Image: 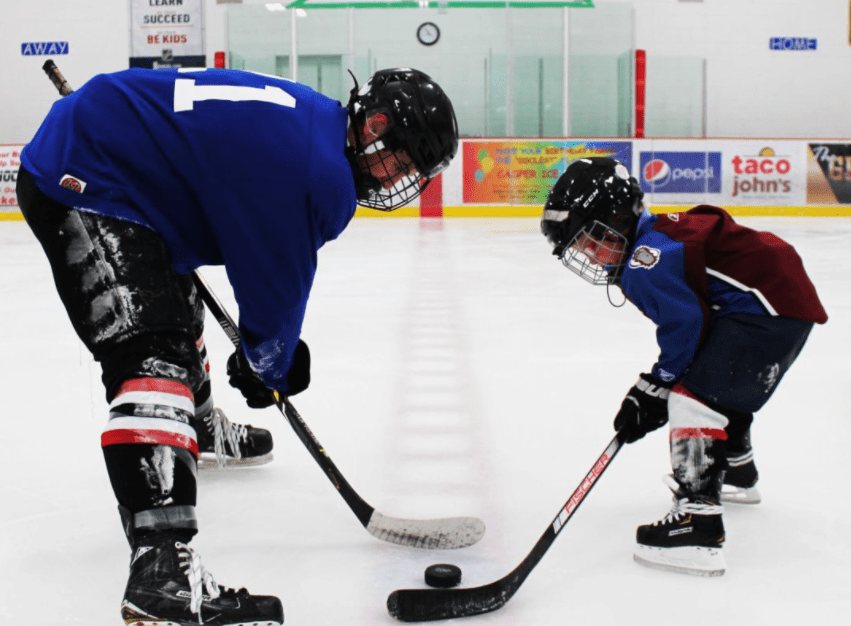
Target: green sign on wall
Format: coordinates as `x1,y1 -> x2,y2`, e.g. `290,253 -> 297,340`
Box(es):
286,1 -> 594,9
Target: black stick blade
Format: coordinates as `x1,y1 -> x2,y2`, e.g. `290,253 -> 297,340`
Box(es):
387,582 -> 513,622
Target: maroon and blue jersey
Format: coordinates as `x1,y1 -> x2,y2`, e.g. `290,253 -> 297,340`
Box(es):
621,206 -> 827,382
21,68 -> 357,391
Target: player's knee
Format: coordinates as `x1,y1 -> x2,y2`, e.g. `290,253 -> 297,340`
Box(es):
668,383 -> 730,435
100,333 -> 204,403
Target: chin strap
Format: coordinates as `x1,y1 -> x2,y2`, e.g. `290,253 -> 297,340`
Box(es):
606,281 -> 627,308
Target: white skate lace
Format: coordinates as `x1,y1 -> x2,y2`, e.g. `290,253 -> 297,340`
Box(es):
176,542 -> 220,624
207,408 -> 246,467
653,497 -> 724,526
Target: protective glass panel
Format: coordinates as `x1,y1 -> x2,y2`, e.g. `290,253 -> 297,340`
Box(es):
644,56 -> 705,138
225,4 -> 649,140
568,3 -> 633,137
227,5 -> 291,75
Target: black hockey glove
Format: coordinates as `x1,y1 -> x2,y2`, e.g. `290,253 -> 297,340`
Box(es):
227,348 -> 275,409
284,339 -> 311,397
226,340 -> 311,408
613,373 -> 673,444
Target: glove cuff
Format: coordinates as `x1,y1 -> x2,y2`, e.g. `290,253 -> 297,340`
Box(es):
635,373 -> 672,400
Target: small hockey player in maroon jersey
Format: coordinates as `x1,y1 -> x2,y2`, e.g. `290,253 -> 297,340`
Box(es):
541,157 -> 827,576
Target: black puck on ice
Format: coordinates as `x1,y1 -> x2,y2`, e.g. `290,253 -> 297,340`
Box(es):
424,563 -> 462,588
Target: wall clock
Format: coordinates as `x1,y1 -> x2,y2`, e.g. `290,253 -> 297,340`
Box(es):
417,22 -> 440,46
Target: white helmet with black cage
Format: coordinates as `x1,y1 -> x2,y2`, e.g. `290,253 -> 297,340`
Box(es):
541,157 -> 644,285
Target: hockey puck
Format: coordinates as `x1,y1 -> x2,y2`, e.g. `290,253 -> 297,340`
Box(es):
424,563 -> 462,588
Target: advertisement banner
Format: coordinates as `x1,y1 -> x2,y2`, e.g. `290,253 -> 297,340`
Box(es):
463,140 -> 632,205
807,143 -> 851,204
633,140 -> 808,208
129,0 -> 205,68
723,142 -> 802,205
0,145 -> 23,212
638,151 -> 722,194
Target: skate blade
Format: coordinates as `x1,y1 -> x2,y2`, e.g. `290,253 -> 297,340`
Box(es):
198,452 -> 274,469
634,544 -> 726,577
721,484 -> 761,505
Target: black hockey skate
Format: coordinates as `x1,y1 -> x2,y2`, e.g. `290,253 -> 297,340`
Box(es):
121,535 -> 283,625
197,408 -> 273,468
721,451 -> 761,505
634,477 -> 726,577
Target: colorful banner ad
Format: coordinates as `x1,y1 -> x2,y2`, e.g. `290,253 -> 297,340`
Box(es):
807,143 -> 851,204
0,145 -> 23,211
129,0 -> 205,69
463,140 -> 632,205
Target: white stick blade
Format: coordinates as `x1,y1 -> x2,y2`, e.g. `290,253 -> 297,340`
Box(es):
367,512 -> 485,549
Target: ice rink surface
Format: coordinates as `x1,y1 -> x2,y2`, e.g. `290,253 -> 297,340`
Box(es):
1,215 -> 849,625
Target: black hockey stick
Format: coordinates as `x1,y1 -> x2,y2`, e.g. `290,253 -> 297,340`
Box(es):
42,59 -> 74,97
190,271 -> 485,549
387,431 -> 626,621
41,59 -> 485,550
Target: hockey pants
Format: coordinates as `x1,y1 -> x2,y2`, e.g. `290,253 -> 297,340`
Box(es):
670,313 -> 814,497
18,166 -> 209,544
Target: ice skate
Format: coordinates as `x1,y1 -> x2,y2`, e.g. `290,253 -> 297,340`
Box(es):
634,477 -> 726,577
197,408 -> 273,468
121,535 -> 283,625
721,451 -> 761,505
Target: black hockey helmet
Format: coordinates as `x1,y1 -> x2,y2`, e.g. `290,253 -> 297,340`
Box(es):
346,68 -> 459,210
541,157 -> 644,284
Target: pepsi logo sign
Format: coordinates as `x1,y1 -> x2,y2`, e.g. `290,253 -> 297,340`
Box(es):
638,152 -> 722,194
643,159 -> 671,185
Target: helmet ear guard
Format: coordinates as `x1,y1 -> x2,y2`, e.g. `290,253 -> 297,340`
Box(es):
346,68 -> 459,211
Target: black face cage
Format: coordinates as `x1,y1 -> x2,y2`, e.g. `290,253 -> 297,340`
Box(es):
560,220 -> 631,285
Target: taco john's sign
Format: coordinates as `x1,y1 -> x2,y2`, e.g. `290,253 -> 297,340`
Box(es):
730,147 -> 794,200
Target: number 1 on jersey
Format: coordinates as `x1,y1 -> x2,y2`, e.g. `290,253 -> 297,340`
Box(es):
174,79 -> 296,112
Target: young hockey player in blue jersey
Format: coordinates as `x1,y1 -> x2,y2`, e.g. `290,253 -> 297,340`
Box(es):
540,157 -> 826,577
17,66 -> 458,624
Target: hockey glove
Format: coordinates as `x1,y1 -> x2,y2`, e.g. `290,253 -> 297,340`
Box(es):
613,373 -> 673,444
226,340 -> 311,408
227,348 -> 275,408
285,339 -> 311,397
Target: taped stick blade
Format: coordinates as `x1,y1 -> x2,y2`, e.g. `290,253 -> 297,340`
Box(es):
387,583 -> 511,622
367,512 -> 485,549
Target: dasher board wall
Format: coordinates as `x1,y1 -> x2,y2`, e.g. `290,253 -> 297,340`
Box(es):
4,0 -> 851,144
4,138 -> 851,220
436,138 -> 851,218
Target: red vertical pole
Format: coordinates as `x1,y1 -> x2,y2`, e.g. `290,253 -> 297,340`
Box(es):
214,51 -> 226,68
419,173 -> 443,218
635,49 -> 646,138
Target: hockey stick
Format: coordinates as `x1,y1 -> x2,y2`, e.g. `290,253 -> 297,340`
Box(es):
191,272 -> 486,549
42,59 -> 74,96
387,431 -> 626,621
41,59 -> 485,550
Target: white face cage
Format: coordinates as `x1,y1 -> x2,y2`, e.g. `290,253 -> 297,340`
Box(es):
560,220 -> 630,285
356,142 -> 426,211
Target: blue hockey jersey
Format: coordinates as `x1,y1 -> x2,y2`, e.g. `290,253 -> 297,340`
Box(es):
21,68 -> 358,391
620,206 -> 827,383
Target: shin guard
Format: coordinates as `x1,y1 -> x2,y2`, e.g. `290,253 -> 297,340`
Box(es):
668,384 -> 729,499
102,377 -> 199,542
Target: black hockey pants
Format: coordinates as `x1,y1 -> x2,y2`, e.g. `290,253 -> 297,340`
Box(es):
17,166 -> 206,542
